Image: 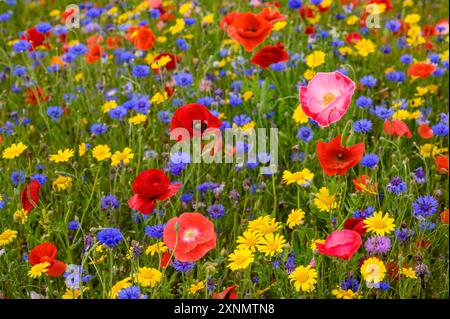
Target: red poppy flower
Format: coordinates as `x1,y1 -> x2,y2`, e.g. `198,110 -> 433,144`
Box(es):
220,11 -> 238,30
151,53 -> 180,73
213,285 -> 239,299
225,12 -> 273,52
250,43 -> 288,69
345,32 -> 362,45
170,103 -> 221,142
440,209 -> 449,224
299,6 -> 315,19
85,44 -> 103,64
128,169 -> 180,214
163,212 -> 216,262
435,155 -> 449,174
106,36 -> 122,49
304,25 -> 316,35
407,62 -> 437,78
352,174 -> 377,193
21,180 -> 41,213
257,7 -> 287,24
20,27 -> 50,51
126,25 -> 156,51
368,0 -> 392,12
344,218 -> 366,235
316,230 -> 362,260
29,243 -> 66,277
423,25 -> 438,37
418,123 -> 433,139
316,135 -> 365,176
383,119 -> 412,138
160,251 -> 173,268
25,86 -> 49,105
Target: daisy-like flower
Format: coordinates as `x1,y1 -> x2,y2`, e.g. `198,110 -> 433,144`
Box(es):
145,242 -> 167,256
92,145 -> 111,161
78,143 -> 88,156
286,209 -> 306,229
331,288 -> 360,299
0,229 -> 18,246
49,148 -> 75,163
102,100 -> 118,113
363,211 -> 395,236
52,176 -> 73,191
354,39 -> 376,57
111,147 -> 134,167
236,230 -> 263,252
227,248 -> 254,271
135,267 -> 162,288
314,187 -> 338,212
13,208 -> 28,224
282,169 -> 314,186
399,267 -> 417,279
292,105 -> 309,124
2,142 -> 27,159
305,50 -> 326,68
189,281 -> 205,295
28,262 -> 50,279
247,216 -> 281,235
109,277 -> 132,299
289,265 -> 318,292
257,233 -> 286,257
360,257 -> 386,284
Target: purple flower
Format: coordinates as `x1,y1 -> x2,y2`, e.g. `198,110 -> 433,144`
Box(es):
386,177 -> 407,195
364,236 -> 391,255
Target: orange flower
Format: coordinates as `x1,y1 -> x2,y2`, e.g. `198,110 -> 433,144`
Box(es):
440,209 -> 449,224
126,26 -> 156,51
407,62 -> 437,78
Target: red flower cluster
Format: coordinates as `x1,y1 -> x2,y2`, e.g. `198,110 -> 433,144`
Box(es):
316,230 -> 362,260
250,43 -> 289,69
29,243 -> 66,277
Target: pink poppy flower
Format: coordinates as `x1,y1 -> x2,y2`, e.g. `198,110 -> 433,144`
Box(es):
299,71 -> 355,127
316,229 -> 362,260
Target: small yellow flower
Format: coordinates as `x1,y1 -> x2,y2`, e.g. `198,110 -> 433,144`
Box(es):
304,69 -> 315,80
169,19 -> 185,35
0,229 -> 18,246
128,114 -> 147,125
346,15 -> 359,25
79,143 -> 87,156
305,51 -> 326,68
314,187 -> 338,213
354,39 -> 376,57
227,248 -> 254,271
404,14 -> 421,25
50,148 -> 75,163
257,233 -> 286,257
28,262 -> 50,279
13,209 -> 28,224
293,105 -> 309,124
282,169 -> 314,186
110,277 -> 132,299
52,176 -> 73,191
273,21 -> 287,31
289,265 -> 317,292
286,209 -> 306,229
400,267 -> 417,279
364,211 -> 395,236
236,230 -> 263,253
189,281 -> 205,295
201,14 -> 214,25
247,216 -> 281,235
332,288 -> 360,299
135,267 -> 162,288
145,242 -> 167,256
102,100 -> 118,113
62,287 -> 89,299
2,142 -> 27,159
150,92 -> 168,105
92,145 -> 111,161
242,91 -> 253,102
111,147 -> 134,167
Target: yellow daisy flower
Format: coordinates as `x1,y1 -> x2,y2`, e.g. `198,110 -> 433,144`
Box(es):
0,229 -> 18,246
135,267 -> 162,288
92,145 -> 111,161
50,148 -> 75,163
257,233 -> 286,257
289,265 -> 317,292
227,248 -> 254,271
363,211 -> 395,236
286,209 -> 306,229
361,257 -> 386,284
2,142 -> 27,159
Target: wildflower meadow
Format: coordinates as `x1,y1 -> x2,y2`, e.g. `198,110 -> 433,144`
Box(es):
0,0 -> 449,302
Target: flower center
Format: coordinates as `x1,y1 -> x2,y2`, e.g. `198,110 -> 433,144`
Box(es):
183,228 -> 198,242
336,152 -> 344,160
373,220 -> 386,229
296,271 -> 309,283
323,92 -> 336,105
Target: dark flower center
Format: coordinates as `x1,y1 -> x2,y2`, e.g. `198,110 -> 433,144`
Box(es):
336,152 -> 344,160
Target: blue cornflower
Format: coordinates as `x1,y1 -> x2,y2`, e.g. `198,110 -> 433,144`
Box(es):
176,38 -> 190,51
354,119 -> 372,133
371,105 -> 394,120
132,65 -> 150,77
394,227 -> 414,243
207,204 -> 225,219
100,194 -> 120,210
360,75 -> 377,87
68,220 -> 80,231
145,223 -> 166,239
270,62 -> 286,71
285,251 -> 296,274
229,94 -> 243,107
288,0 -> 302,9
149,9 -> 161,19
12,65 -> 27,77
385,19 -> 401,32
340,277 -> 360,292
35,22 -> 52,34
297,126 -> 314,142
30,174 -> 47,186
68,44 -> 88,57
233,114 -> 251,126
412,166 -> 426,184
290,152 -> 305,162
419,221 -> 436,231
180,193 -> 194,203
353,206 -> 374,219
90,123 -> 108,135
109,106 -> 127,120
174,72 -> 193,86
386,70 -> 406,82
432,67 -> 445,77
360,154 -> 379,168
172,260 -> 195,272
157,110 -> 172,124
118,286 -> 146,299
97,228 -> 123,247
356,96 -> 372,109
46,106 -> 63,121
431,122 -> 449,136
10,170 -> 26,186
413,195 -> 438,218
13,40 -> 31,52
386,176 -> 407,195
399,54 -> 413,64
